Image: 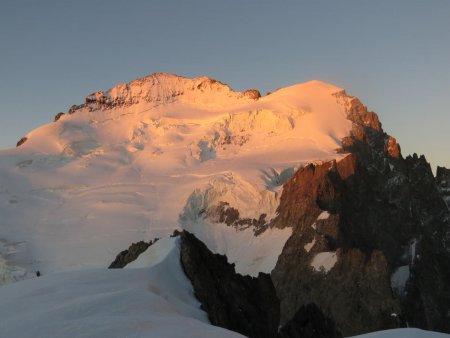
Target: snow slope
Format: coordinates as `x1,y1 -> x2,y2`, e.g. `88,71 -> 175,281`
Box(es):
0,237 -> 243,338
0,73 -> 352,280
351,328 -> 450,338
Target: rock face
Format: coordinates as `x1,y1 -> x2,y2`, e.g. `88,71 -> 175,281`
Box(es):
108,239 -> 158,268
179,230 -> 279,338
242,89 -> 261,100
271,157 -> 401,335
16,137 -> 28,147
436,166 -> 450,207
207,201 -> 268,233
279,303 -> 342,338
53,112 -> 65,122
179,230 -> 342,338
271,95 -> 450,336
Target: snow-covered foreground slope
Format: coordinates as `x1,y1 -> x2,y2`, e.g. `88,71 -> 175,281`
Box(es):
0,73 -> 352,280
0,238 -> 448,338
0,237 -> 243,338
351,328 -> 450,338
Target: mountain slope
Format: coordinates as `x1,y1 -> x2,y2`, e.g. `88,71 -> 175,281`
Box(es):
1,73 -> 449,337
0,73 -> 351,280
0,236 -> 244,338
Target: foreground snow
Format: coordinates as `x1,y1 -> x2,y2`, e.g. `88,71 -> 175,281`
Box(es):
0,237 -> 243,338
0,74 -> 352,280
351,328 -> 450,338
0,238 -> 448,338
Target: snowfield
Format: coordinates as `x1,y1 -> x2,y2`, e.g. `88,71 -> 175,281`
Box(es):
351,329 -> 450,338
0,237 -> 243,338
0,73 -> 352,280
310,251 -> 338,273
0,241 -> 447,337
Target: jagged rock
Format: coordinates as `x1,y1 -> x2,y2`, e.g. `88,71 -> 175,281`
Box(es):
436,166 -> 450,207
16,137 -> 28,147
436,166 -> 450,182
345,97 -> 382,131
54,112 -> 65,122
68,104 -> 85,114
385,136 -> 401,158
179,230 -> 279,338
196,77 -> 226,90
242,89 -> 261,100
108,238 -> 158,268
208,201 -> 268,233
86,91 -> 108,104
170,229 -> 182,237
271,95 -> 450,335
271,158 -> 400,335
220,135 -> 250,147
66,73 -> 252,116
279,303 -> 342,338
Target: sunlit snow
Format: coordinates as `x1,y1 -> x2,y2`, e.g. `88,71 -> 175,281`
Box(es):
0,73 -> 352,280
317,210 -> 330,220
0,237 -> 243,338
311,251 -> 338,273
304,237 -> 316,253
350,328 -> 450,338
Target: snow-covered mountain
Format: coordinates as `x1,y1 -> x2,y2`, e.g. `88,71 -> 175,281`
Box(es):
0,73 -> 351,279
1,73 -> 449,338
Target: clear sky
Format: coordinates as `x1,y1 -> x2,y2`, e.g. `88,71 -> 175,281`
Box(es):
1,0 -> 449,170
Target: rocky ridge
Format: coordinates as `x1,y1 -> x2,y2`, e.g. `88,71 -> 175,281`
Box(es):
179,230 -> 341,338
179,230 -> 280,338
68,73 -> 260,115
436,166 -> 450,208
108,238 -> 159,269
271,94 -> 450,335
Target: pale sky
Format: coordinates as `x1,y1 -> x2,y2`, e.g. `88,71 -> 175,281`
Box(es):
1,0 -> 449,170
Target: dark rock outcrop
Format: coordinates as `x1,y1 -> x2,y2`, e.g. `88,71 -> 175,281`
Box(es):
207,201 -> 268,233
271,95 -> 450,335
279,303 -> 342,338
436,166 -> 450,207
54,112 -> 65,122
108,238 -> 158,268
179,230 -> 279,338
16,137 -> 28,147
242,89 -> 261,100
68,104 -> 85,114
271,157 -> 401,335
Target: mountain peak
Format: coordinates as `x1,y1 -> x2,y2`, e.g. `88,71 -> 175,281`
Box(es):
70,72 -> 258,115
130,72 -> 231,92
66,74 -> 345,118
267,79 -> 343,98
